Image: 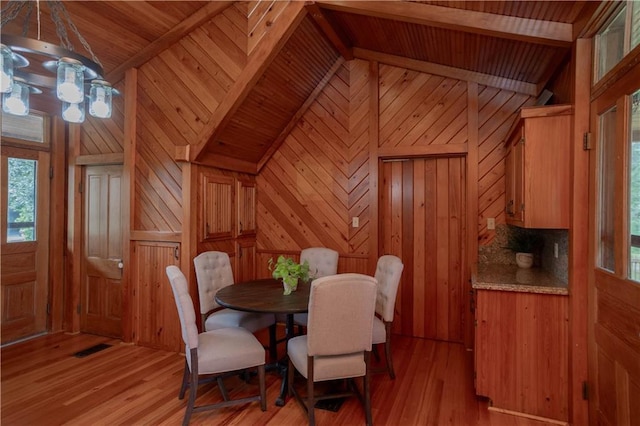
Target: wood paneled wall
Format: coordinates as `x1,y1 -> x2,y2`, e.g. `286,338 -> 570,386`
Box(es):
257,61 -> 533,262
80,82 -> 126,156
134,5 -> 246,234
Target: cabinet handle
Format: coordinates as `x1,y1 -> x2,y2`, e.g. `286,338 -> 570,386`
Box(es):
174,246 -> 179,260
239,221 -> 243,234
506,200 -> 514,216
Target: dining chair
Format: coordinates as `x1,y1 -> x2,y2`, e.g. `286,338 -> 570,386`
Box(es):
194,251 -> 278,359
287,273 -> 377,426
372,255 -> 404,379
292,247 -> 339,329
165,266 -> 267,426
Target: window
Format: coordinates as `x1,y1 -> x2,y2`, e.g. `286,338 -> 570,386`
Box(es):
1,112 -> 45,143
629,89 -> 640,281
7,157 -> 37,242
598,107 -> 617,272
595,2 -> 640,83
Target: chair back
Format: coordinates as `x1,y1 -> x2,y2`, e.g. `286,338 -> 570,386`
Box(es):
374,255 -> 404,322
306,273 -> 377,357
166,266 -> 199,350
300,247 -> 339,279
193,251 -> 234,313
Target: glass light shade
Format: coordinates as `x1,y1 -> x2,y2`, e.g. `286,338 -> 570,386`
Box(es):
62,100 -> 85,123
89,80 -> 112,118
2,79 -> 29,116
1,44 -> 13,93
56,58 -> 85,103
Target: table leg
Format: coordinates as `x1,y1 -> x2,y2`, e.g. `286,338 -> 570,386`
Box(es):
275,313 -> 295,406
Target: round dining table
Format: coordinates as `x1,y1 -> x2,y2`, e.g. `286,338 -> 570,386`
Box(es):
215,277 -> 310,406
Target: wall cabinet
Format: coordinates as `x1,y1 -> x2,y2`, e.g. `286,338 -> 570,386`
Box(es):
475,289 -> 569,422
504,105 -> 571,229
201,173 -> 235,240
237,179 -> 256,236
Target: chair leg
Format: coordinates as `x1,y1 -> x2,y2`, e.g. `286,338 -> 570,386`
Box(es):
287,357 -> 295,398
269,324 -> 278,361
307,356 -> 315,426
179,359 -> 189,399
216,377 -> 229,401
183,350 -> 199,426
258,364 -> 267,411
384,323 -> 395,379
364,351 -> 373,426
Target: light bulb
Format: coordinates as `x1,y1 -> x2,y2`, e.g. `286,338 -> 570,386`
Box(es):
2,79 -> 29,116
62,101 -> 85,123
1,44 -> 14,93
89,81 -> 112,118
56,58 -> 84,103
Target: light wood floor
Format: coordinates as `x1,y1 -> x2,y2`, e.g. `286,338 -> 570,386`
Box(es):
1,332 -> 555,425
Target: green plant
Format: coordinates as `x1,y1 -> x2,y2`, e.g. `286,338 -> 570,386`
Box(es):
505,229 -> 544,253
268,256 -> 310,295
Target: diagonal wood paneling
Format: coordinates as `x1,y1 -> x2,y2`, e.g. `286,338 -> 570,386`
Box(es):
378,65 -> 468,148
134,5 -> 247,232
477,85 -> 534,245
257,60 -> 370,256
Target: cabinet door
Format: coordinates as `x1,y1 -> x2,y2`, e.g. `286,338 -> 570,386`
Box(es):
237,179 -> 256,236
202,174 -> 234,240
505,129 -> 524,226
236,239 -> 256,282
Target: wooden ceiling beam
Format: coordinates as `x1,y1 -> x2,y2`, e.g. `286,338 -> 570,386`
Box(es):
306,3 -> 353,60
257,56 -> 345,172
354,48 -> 538,96
317,1 -> 573,47
190,2 -> 308,163
106,2 -> 233,84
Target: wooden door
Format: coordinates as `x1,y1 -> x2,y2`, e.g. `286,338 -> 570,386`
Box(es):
202,173 -> 234,240
0,146 -> 50,344
380,156 -> 466,342
237,178 -> 256,237
588,67 -> 640,425
81,165 -> 123,338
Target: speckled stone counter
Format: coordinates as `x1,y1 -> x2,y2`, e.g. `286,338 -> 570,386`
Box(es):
472,263 -> 568,295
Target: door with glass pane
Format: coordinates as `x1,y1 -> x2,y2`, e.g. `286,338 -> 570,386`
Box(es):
589,78 -> 640,425
0,146 -> 50,344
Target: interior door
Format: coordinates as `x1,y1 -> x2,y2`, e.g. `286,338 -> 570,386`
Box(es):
0,146 -> 50,344
81,165 -> 123,337
380,156 -> 466,342
588,70 -> 640,424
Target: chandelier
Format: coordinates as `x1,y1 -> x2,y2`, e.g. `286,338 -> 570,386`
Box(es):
0,0 -> 117,123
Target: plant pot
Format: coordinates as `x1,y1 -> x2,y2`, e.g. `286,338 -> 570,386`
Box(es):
282,278 -> 299,295
515,252 -> 534,269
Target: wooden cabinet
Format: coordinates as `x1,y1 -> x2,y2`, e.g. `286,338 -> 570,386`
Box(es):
475,289 -> 569,422
504,105 -> 571,229
237,178 -> 256,236
202,173 -> 235,240
236,239 -> 256,282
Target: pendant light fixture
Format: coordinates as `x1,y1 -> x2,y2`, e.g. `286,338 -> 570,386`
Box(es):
0,1 -> 118,122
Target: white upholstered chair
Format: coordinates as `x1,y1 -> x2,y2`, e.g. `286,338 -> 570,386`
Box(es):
287,273 -> 377,426
372,255 -> 404,379
193,251 -> 278,359
292,247 -> 339,328
165,266 -> 266,426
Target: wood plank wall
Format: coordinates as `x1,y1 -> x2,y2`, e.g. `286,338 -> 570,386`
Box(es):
257,61 -> 533,269
79,82 -> 126,156
256,60 -> 372,275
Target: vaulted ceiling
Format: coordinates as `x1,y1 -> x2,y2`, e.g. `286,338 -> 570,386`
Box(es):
1,0 -> 605,170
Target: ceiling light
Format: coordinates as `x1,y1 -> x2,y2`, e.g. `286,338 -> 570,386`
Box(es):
0,0 -> 118,122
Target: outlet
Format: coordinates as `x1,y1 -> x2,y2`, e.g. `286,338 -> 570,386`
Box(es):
352,217 -> 359,228
487,218 -> 495,230
554,243 -> 559,258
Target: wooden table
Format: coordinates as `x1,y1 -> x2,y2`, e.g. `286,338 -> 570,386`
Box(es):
215,278 -> 310,406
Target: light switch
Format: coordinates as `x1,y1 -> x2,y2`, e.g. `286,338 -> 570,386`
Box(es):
487,218 -> 495,230
352,217 -> 359,227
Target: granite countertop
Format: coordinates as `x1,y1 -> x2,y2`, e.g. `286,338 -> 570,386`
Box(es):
472,263 -> 568,295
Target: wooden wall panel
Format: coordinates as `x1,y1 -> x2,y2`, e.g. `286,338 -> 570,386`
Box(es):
134,7 -> 247,233
477,86 -> 533,245
256,60 -> 370,259
80,82 -> 125,156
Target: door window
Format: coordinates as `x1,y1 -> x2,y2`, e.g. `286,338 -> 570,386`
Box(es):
6,157 -> 37,242
629,89 -> 640,281
597,107 -> 617,272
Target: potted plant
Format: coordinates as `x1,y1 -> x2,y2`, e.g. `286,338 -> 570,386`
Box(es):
268,255 -> 310,295
505,229 -> 544,269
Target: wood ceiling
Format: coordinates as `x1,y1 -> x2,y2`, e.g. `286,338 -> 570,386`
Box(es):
1,0 -> 603,171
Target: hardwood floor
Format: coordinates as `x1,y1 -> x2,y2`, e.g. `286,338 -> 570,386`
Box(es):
1,332 -> 556,425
